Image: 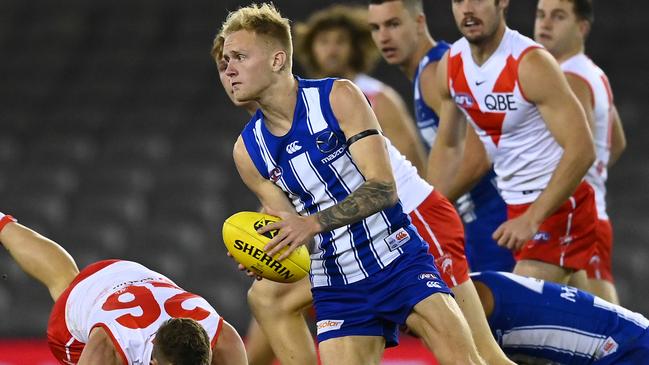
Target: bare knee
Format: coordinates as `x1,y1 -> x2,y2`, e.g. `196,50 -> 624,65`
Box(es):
408,294 -> 484,364
247,281 -> 280,314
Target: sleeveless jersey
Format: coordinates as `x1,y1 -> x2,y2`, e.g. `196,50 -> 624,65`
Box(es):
354,73 -> 433,213
562,54 -> 614,220
448,28 -> 563,205
415,43 -> 514,271
65,260 -> 221,364
240,77 -> 418,288
472,271 -> 649,364
415,42 -> 506,221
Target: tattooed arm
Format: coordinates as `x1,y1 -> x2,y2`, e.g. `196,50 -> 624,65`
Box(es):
316,180 -> 396,231
260,79 -> 398,260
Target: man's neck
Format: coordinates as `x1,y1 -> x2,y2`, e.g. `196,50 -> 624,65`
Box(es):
402,35 -> 436,81
469,23 -> 506,66
258,74 -> 298,135
554,44 -> 585,64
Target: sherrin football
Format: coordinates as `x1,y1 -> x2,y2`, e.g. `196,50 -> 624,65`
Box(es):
222,211 -> 310,283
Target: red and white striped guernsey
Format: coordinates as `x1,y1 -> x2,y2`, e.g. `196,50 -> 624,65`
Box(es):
562,54 -> 614,220
448,28 -> 563,205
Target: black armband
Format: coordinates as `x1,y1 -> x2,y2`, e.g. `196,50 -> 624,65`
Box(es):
346,129 -> 380,147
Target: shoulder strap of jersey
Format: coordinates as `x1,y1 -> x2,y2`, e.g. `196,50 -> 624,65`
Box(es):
415,41 -> 452,80
240,112 -> 271,180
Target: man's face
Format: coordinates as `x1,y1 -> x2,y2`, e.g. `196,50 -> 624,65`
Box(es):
452,0 -> 505,45
223,30 -> 275,102
311,27 -> 353,77
535,0 -> 584,56
218,55 -> 257,110
368,1 -> 420,66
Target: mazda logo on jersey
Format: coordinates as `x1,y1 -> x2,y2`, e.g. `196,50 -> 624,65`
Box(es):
484,93 -> 518,111
315,130 -> 340,153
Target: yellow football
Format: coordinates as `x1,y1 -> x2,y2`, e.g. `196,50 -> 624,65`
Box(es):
222,211 -> 310,283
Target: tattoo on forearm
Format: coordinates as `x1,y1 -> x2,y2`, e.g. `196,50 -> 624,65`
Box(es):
316,180 -> 396,232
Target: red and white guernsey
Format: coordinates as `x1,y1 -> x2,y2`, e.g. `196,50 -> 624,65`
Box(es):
354,73 -> 433,213
562,53 -> 614,220
65,260 -> 221,364
448,28 -> 563,205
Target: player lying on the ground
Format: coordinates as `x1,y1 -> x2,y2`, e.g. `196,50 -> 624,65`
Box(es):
0,213 -> 247,365
471,271 -> 649,364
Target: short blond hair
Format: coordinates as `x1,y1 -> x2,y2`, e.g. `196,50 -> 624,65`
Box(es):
218,3 -> 293,67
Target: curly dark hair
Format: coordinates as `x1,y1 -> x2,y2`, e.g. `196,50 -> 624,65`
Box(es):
294,5 -> 380,77
153,318 -> 212,365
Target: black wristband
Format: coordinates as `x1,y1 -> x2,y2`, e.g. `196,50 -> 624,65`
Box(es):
346,129 -> 380,147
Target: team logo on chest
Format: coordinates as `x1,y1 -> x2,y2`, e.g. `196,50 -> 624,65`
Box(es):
269,167 -> 282,183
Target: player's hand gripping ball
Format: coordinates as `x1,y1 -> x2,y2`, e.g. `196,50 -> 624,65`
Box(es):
222,211 -> 310,282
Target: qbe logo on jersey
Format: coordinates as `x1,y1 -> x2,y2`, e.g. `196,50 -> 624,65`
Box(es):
484,93 -> 518,111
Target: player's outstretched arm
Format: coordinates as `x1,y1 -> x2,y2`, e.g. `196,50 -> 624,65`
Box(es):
212,320 -> 247,365
77,327 -> 122,365
494,49 -> 595,250
372,86 -> 427,174
426,53 -> 470,196
0,215 -> 79,301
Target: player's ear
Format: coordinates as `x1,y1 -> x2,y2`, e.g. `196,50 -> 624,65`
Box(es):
416,13 -> 426,34
578,19 -> 591,39
271,50 -> 288,72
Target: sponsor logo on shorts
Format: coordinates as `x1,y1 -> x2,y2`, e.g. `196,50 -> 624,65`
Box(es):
316,319 -> 344,335
384,228 -> 410,251
426,281 -> 442,288
560,234 -> 574,245
532,231 -> 550,242
595,336 -> 618,359
418,273 -> 438,281
435,254 -> 453,276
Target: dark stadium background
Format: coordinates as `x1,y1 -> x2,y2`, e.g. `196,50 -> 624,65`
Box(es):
0,0 -> 646,340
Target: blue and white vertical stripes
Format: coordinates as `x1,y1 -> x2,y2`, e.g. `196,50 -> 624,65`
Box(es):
240,77 -> 412,287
